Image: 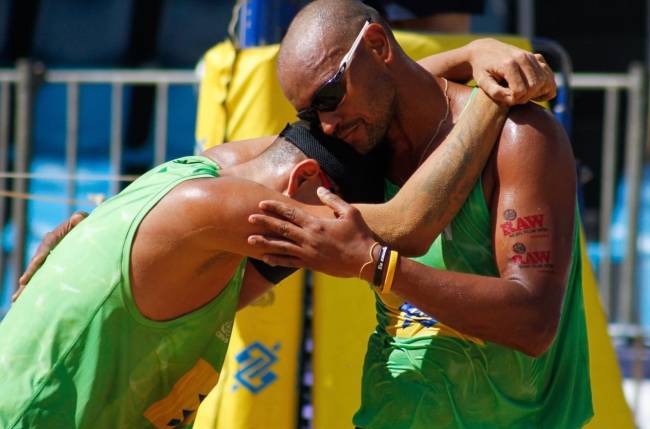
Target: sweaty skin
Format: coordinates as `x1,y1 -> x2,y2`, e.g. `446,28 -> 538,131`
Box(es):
254,0 -> 575,357
16,90 -> 507,320
16,37 -> 552,310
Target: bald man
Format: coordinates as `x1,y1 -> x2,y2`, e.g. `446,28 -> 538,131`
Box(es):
248,1 -> 592,428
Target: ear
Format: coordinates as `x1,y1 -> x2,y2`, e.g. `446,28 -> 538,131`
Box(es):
364,23 -> 393,65
287,159 -> 321,197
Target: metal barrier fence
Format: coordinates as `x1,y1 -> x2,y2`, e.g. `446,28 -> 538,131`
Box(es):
0,62 -> 647,359
567,65 -> 648,335
0,63 -> 196,298
0,63 -> 648,320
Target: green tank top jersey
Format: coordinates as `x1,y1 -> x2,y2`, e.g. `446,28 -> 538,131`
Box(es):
353,178 -> 593,428
0,156 -> 245,429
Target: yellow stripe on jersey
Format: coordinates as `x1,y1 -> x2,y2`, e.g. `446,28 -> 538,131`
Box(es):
144,359 -> 219,429
379,291 -> 484,344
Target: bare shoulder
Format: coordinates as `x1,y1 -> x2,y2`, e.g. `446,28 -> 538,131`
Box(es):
163,176 -> 258,220
498,102 -> 574,163
483,103 -> 576,203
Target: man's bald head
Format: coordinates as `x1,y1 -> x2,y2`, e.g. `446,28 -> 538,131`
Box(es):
277,0 -> 389,105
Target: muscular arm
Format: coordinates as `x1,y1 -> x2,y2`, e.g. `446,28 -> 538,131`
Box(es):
365,106 -> 576,356
251,105 -> 576,356
356,89 -> 506,255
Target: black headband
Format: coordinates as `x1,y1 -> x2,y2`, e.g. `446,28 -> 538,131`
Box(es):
279,121 -> 386,203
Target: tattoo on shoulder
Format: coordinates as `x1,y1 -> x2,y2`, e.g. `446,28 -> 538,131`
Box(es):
500,211 -> 549,238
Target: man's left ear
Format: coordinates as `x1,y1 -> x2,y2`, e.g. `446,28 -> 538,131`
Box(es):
287,159 -> 321,197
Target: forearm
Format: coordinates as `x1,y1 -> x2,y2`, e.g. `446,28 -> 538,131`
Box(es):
363,257 -> 561,356
355,90 -> 507,255
417,42 -> 476,82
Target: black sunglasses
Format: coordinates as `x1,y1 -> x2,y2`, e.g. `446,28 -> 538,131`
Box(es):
297,20 -> 372,123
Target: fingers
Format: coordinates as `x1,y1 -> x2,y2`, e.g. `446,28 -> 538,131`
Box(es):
479,52 -> 557,106
502,58 -> 528,104
476,73 -> 512,105
248,234 -> 305,258
316,187 -> 352,217
69,211 -> 88,229
17,251 -> 48,288
11,284 -> 26,303
519,54 -> 544,98
258,200 -> 313,226
249,213 -> 305,243
532,53 -> 557,101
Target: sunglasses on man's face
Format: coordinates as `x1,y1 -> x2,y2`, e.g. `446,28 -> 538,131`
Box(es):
297,20 -> 372,123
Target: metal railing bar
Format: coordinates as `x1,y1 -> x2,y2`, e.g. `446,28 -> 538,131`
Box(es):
66,83 -> 79,218
0,171 -> 139,181
598,87 -> 620,316
0,82 -> 10,297
0,70 -> 19,82
46,70 -> 197,84
11,60 -> 34,289
0,189 -> 104,206
557,73 -> 637,90
619,63 -> 646,324
110,84 -> 123,196
154,83 -> 169,165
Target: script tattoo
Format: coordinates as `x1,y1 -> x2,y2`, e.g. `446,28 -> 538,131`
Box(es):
511,248 -> 554,272
500,211 -> 548,238
421,127 -> 475,224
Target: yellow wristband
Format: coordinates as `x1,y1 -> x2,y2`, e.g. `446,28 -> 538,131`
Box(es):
381,250 -> 399,295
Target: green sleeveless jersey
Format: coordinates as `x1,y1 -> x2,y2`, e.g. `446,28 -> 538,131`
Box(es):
353,178 -> 593,429
0,156 -> 244,429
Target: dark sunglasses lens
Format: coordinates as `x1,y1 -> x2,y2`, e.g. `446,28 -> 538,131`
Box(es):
312,79 -> 345,112
297,109 -> 318,122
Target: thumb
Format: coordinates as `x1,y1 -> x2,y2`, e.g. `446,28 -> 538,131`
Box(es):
317,187 -> 351,217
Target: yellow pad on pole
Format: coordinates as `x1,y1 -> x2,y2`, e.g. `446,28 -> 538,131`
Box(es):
579,228 -> 635,428
194,32 -> 633,429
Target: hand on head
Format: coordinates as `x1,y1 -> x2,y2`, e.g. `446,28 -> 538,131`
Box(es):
248,187 -> 377,278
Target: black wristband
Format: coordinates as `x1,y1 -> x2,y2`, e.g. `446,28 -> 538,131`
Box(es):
373,246 -> 390,286
250,258 -> 298,285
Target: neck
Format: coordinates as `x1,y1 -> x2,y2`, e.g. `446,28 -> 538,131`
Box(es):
219,158 -> 288,193
385,60 -> 450,185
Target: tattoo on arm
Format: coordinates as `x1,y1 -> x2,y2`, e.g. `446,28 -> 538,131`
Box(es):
420,127 -> 476,224
499,210 -> 548,238
502,209 -> 555,273
510,242 -> 554,272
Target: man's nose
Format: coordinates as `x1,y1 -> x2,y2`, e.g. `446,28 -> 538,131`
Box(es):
318,110 -> 342,136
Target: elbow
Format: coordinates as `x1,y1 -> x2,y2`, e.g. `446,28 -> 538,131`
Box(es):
513,285 -> 563,358
517,317 -> 559,357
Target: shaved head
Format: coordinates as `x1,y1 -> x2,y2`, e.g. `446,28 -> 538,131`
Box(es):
277,0 -> 388,105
